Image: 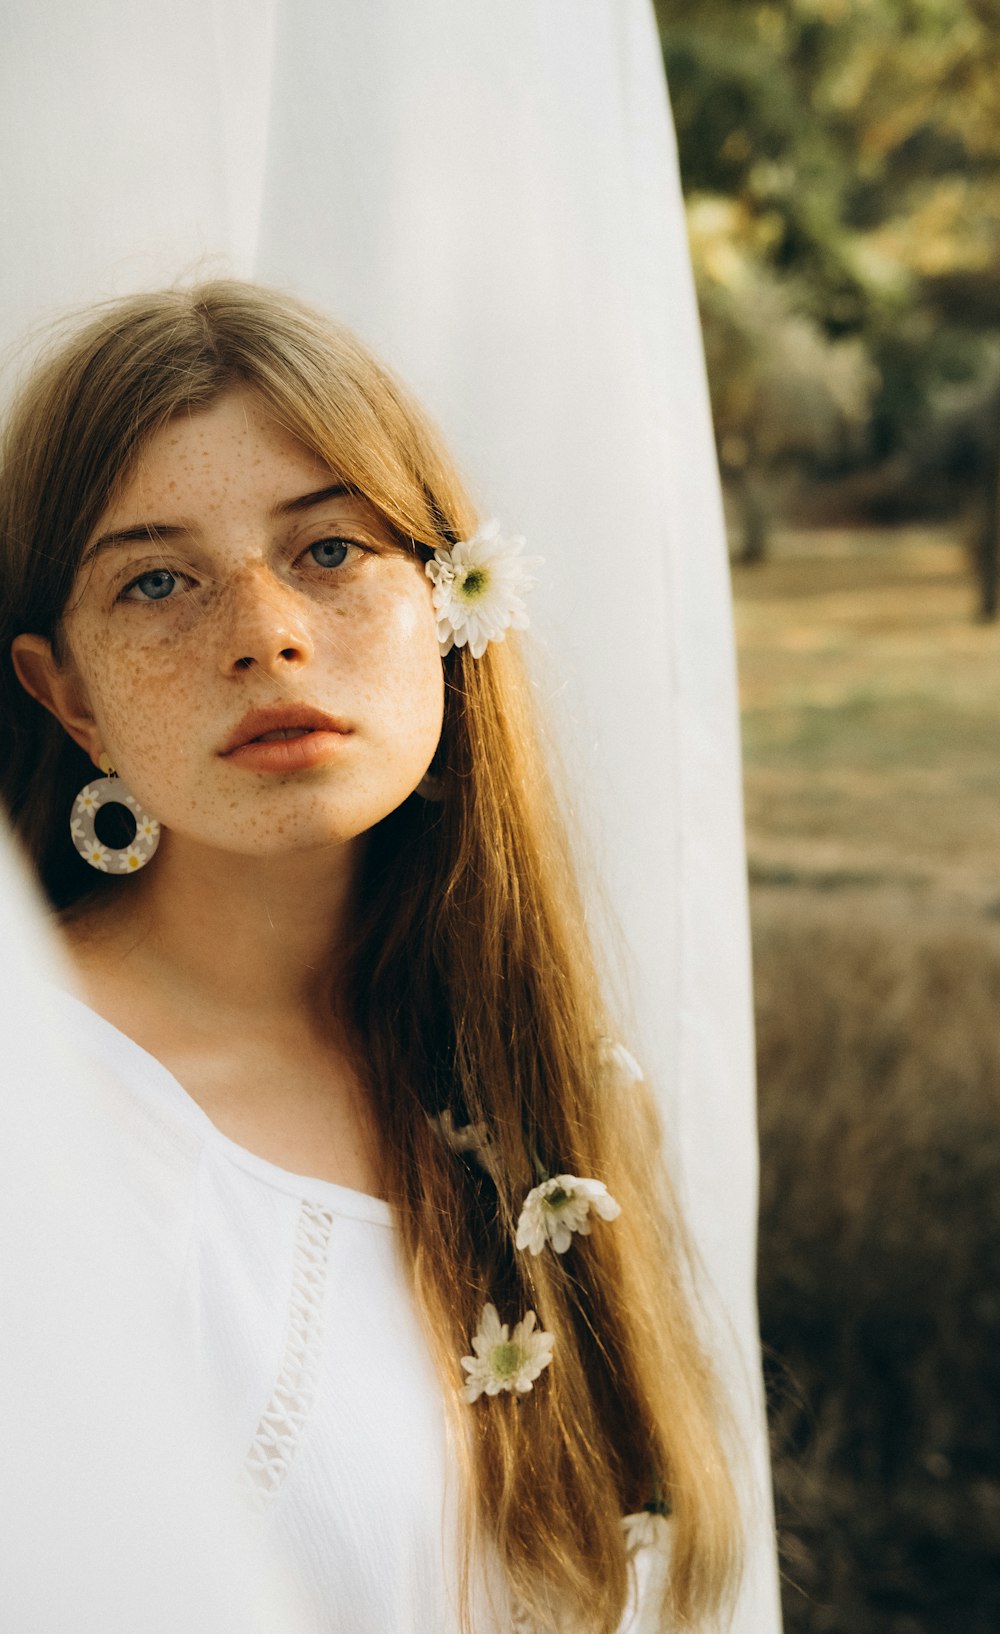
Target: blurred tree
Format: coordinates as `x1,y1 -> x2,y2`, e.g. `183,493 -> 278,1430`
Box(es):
656,0 -> 1000,613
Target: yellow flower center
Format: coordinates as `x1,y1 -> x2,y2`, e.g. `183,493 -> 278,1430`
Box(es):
490,1341 -> 524,1379
458,566 -> 489,601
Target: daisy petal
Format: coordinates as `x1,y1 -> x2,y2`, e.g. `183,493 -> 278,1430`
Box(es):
515,1174 -> 622,1257
461,1302 -> 555,1402
425,520 -> 542,660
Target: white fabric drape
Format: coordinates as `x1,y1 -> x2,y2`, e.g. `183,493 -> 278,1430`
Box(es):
0,837 -> 305,1632
0,2 -> 781,1628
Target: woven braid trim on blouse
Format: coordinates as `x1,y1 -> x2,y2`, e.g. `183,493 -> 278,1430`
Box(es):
241,1199 -> 334,1514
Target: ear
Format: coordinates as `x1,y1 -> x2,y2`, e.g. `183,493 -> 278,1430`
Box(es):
10,633 -> 103,765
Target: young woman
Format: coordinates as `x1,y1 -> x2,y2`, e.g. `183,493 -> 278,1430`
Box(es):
0,282 -> 742,1633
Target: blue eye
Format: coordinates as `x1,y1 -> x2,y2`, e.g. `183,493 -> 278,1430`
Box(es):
122,569 -> 179,602
308,538 -> 351,569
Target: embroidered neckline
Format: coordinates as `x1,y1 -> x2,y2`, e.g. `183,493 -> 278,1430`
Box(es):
241,1199 -> 335,1513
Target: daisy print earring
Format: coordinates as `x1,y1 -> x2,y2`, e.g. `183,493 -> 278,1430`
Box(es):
425,519 -> 541,659
70,754 -> 161,874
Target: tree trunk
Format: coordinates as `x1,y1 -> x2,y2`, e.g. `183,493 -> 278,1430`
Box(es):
977,395 -> 1000,621
738,471 -> 770,565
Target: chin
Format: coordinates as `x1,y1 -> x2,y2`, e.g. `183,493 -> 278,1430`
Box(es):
232,806 -> 408,856
156,782 -> 426,860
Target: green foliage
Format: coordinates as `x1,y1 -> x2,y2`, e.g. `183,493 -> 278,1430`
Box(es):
655,0 -> 1000,501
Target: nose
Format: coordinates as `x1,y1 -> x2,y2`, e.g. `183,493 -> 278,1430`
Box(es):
217,565 -> 315,676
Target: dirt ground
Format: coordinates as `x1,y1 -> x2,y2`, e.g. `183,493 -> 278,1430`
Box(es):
733,525 -> 1000,913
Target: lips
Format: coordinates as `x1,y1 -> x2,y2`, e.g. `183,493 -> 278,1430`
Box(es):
219,704 -> 353,756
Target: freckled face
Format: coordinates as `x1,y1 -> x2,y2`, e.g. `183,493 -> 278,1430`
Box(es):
58,388 -> 445,857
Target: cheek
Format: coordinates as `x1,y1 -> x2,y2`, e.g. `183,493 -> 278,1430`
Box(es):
68,621 -> 201,765
331,578 -> 444,740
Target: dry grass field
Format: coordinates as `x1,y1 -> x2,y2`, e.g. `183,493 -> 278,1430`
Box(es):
734,528 -> 1000,1634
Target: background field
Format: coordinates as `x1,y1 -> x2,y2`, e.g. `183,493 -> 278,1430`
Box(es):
740,529 -> 1000,1634
644,2 -> 1000,1619
738,526 -> 1000,908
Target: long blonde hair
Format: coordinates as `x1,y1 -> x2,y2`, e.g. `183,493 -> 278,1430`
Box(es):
0,281 -> 743,1631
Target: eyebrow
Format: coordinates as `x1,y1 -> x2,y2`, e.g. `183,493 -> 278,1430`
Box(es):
81,483 -> 355,564
277,482 -> 352,515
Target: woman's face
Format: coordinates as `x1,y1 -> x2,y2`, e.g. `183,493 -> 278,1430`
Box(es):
19,388 -> 445,858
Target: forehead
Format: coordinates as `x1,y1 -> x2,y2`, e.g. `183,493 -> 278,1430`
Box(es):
114,388 -> 337,512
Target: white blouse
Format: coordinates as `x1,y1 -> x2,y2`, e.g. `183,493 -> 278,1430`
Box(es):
50,989 -> 667,1634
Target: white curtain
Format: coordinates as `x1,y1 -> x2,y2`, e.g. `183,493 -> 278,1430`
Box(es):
0,835 -> 309,1631
0,3 -> 781,1628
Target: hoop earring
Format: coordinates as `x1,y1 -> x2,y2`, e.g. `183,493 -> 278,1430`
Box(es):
414,771 -> 445,802
70,755 -> 161,874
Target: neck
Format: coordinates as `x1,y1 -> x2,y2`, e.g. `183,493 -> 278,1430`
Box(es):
85,832 -> 365,1024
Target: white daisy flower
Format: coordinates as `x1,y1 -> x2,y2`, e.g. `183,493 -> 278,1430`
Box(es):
131,813 -> 160,844
425,519 -> 541,659
461,1303 -> 555,1402
621,1509 -> 672,1555
75,788 -> 101,816
598,1036 -> 645,1088
515,1174 -> 621,1256
70,816 -> 87,842
121,846 -> 147,872
84,842 -> 111,871
428,1110 -> 499,1179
